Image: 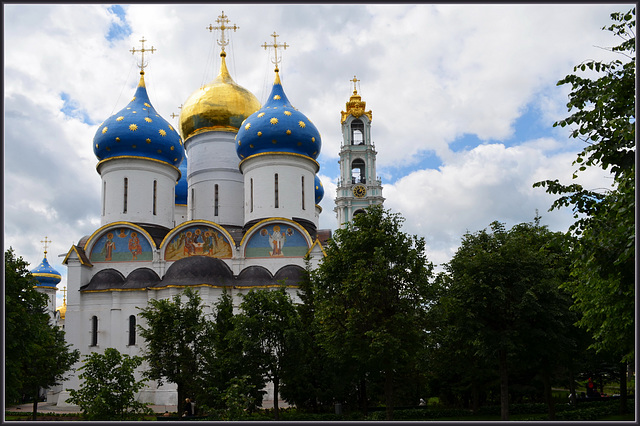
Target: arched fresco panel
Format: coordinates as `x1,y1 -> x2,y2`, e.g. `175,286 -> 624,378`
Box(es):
245,224 -> 309,258
164,225 -> 233,260
89,228 -> 153,262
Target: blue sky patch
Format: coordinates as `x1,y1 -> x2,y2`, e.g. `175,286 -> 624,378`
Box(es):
60,92 -> 94,124
106,5 -> 131,43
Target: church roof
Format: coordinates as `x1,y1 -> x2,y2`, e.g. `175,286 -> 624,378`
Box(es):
30,255 -> 61,288
235,70 -> 322,162
93,71 -> 185,170
159,255 -> 234,287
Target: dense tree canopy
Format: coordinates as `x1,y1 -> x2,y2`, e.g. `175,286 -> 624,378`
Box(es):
5,248 -> 80,419
313,205 -> 433,420
428,220 -> 576,420
534,8 -> 635,367
137,287 -> 207,408
67,348 -> 152,420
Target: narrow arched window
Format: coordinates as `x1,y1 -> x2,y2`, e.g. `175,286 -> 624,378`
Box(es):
250,178 -> 254,212
123,178 -> 128,214
128,315 -> 136,346
153,180 -> 157,215
274,174 -> 279,208
351,119 -> 364,145
90,316 -> 98,346
301,176 -> 305,210
214,184 -> 219,216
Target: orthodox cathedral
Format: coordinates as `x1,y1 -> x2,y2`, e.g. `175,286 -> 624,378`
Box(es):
30,12 -> 383,407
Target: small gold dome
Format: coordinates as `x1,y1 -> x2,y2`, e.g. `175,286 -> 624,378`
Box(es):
56,303 -> 66,320
180,53 -> 261,141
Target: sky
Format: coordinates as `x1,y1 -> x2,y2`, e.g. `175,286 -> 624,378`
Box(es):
3,3 -> 633,308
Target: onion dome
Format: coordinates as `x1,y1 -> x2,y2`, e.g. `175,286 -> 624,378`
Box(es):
93,71 -> 185,168
180,52 -> 261,141
175,157 -> 188,205
30,255 -> 62,288
314,175 -> 324,204
56,302 -> 66,320
235,70 -> 322,161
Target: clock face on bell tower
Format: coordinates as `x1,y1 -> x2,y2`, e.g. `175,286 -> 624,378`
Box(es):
353,184 -> 366,198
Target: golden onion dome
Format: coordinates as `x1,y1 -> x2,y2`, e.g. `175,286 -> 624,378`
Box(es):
179,52 -> 261,141
56,303 -> 67,320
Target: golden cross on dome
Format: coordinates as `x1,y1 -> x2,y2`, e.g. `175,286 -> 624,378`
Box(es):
130,36 -> 156,72
171,104 -> 183,119
207,11 -> 238,53
62,286 -> 67,304
351,76 -> 360,94
41,236 -> 51,258
262,31 -> 288,71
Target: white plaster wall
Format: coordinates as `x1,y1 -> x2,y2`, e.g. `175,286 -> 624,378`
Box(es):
241,154 -> 319,227
185,132 -> 244,226
98,159 -> 179,229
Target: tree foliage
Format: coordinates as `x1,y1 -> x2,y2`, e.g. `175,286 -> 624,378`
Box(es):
313,205 -> 433,420
233,287 -> 302,420
428,220 -> 576,420
67,348 -> 152,420
533,8 -> 635,366
4,248 -> 80,419
137,287 -> 207,408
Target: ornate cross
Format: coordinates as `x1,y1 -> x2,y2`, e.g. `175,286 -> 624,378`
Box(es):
262,31 -> 289,71
130,36 -> 156,72
62,286 -> 67,304
207,11 -> 238,53
170,104 -> 183,119
41,236 -> 51,257
351,75 -> 360,94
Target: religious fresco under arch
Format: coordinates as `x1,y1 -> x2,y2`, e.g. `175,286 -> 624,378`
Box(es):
164,225 -> 233,261
89,228 -> 153,262
245,224 -> 309,258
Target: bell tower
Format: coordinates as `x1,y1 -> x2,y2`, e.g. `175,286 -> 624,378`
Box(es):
334,76 -> 384,228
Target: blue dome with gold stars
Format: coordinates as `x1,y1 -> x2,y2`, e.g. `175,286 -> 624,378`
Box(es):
315,175 -> 324,204
175,157 -> 188,205
235,71 -> 321,161
94,71 -> 185,168
30,256 -> 61,288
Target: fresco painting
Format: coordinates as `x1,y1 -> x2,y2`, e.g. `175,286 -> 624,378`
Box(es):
165,225 -> 233,260
90,228 -> 153,262
245,224 -> 308,258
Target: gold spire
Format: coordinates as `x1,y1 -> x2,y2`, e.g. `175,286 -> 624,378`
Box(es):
262,31 -> 288,74
207,11 -> 238,57
40,236 -> 51,258
130,36 -> 156,74
341,75 -> 372,124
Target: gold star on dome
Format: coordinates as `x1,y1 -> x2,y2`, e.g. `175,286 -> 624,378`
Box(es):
169,125 -> 174,131
144,103 -> 151,107
273,95 -> 281,100
157,149 -> 162,153
284,111 -> 292,116
270,118 -> 278,125
272,140 -> 277,144
245,123 -> 251,130
258,112 -> 265,118
132,144 -> 137,149
102,126 -> 108,134
257,131 -> 262,136
312,137 -> 316,142
145,117 -> 153,122
146,138 -> 151,143
249,144 -> 254,148
116,137 -> 121,142
286,130 -> 291,135
170,146 -> 175,151
298,121 -> 306,128
159,129 -> 167,136
129,124 -> 138,131
237,140 -> 241,146
116,116 -> 124,121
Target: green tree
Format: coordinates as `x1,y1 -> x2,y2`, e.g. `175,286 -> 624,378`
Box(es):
137,287 -> 207,410
66,348 -> 152,420
5,248 -> 80,420
233,287 -> 302,420
313,205 -> 433,420
432,220 -> 575,420
533,8 -> 634,413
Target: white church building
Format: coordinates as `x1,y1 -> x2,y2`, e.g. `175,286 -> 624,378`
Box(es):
32,12 -> 384,408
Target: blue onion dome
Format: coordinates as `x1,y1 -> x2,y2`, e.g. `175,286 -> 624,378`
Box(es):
30,255 -> 61,288
315,175 -> 324,204
93,71 -> 185,169
236,70 -> 322,161
175,157 -> 188,205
